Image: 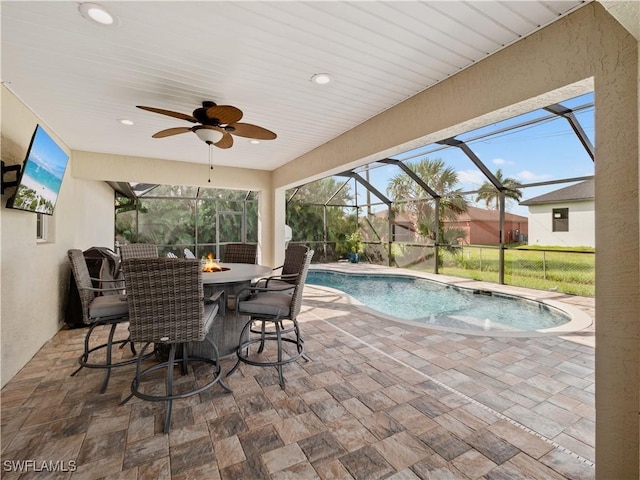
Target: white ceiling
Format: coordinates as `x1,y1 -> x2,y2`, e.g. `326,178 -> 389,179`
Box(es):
2,1 -> 589,172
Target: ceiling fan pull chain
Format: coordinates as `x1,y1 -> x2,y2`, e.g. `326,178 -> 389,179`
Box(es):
208,143 -> 213,183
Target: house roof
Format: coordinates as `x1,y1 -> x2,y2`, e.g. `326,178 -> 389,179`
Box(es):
454,206 -> 528,223
375,206 -> 527,224
520,179 -> 594,206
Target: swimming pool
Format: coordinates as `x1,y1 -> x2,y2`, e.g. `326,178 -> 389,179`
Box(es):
307,269 -> 579,334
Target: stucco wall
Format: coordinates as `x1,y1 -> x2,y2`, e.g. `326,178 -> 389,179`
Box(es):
0,86 -> 116,387
527,201 -> 595,247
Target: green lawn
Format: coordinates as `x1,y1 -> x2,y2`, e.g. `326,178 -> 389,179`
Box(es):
404,245 -> 595,297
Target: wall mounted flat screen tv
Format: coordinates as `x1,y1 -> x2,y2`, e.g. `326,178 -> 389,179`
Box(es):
6,125 -> 69,215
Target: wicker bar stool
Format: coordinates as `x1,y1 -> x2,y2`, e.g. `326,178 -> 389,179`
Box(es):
227,249 -> 314,389
220,243 -> 258,309
67,249 -> 140,393
121,257 -> 231,433
254,244 -> 309,289
119,243 -> 158,261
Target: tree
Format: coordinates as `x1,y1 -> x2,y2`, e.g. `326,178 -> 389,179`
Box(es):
386,157 -> 468,243
386,157 -> 468,268
286,177 -> 355,258
475,169 -> 522,209
114,186 -> 259,257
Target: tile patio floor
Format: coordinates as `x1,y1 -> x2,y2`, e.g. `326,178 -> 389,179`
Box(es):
1,266 -> 595,479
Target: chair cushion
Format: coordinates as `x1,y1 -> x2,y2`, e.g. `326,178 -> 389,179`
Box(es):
237,292 -> 291,318
89,294 -> 128,320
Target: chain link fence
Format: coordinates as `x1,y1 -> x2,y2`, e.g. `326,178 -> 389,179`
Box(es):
439,245 -> 594,296
286,242 -> 595,297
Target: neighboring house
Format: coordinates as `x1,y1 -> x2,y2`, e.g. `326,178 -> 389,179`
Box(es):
373,211 -> 416,242
520,179 -> 594,247
447,206 -> 528,245
375,206 -> 528,245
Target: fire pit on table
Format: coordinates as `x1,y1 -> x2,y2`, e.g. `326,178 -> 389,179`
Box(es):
201,255 -> 230,273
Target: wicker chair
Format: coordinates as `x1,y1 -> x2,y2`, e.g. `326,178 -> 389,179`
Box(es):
119,243 -> 158,261
222,243 -> 258,264
67,249 -> 139,393
227,248 -> 314,389
254,244 -> 309,289
121,258 -> 231,433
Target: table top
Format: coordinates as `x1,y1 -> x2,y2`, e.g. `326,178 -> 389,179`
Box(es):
202,263 -> 272,284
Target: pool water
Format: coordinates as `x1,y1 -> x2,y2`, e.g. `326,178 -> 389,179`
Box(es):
306,270 -> 570,333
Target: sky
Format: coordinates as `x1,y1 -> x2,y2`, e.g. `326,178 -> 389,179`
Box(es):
349,92 -> 594,217
28,125 -> 69,180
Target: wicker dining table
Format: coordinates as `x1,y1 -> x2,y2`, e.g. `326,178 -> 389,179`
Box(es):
189,262 -> 272,358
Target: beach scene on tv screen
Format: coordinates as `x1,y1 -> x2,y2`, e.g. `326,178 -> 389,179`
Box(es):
12,127 -> 69,215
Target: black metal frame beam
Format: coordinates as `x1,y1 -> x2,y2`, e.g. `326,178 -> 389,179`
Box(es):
376,158 -> 441,271
337,171 -> 391,206
437,138 -> 506,191
325,179 -> 352,206
337,170 -> 393,265
378,158 -> 441,199
544,103 -> 594,161
437,137 -> 508,281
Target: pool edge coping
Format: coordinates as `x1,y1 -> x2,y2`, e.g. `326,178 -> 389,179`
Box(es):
308,263 -> 593,338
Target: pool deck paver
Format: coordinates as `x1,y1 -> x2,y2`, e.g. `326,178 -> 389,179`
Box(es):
0,264 -> 595,479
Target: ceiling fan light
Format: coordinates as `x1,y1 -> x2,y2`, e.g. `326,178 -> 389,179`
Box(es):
194,127 -> 224,145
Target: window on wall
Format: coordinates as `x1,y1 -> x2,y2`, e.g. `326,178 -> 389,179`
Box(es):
552,208 -> 569,232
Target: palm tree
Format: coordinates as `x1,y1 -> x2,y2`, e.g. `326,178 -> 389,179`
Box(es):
387,157 -> 468,243
475,169 -> 522,209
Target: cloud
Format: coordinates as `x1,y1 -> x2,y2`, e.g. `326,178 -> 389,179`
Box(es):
457,169 -> 486,188
515,170 -> 552,181
492,158 -> 514,166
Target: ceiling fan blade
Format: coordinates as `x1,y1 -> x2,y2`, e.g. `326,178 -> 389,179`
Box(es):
205,105 -> 243,125
137,105 -> 197,123
214,132 -> 234,149
152,127 -> 192,138
229,123 -> 277,140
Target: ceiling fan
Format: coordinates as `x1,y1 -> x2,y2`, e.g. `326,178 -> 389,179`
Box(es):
137,101 -> 277,149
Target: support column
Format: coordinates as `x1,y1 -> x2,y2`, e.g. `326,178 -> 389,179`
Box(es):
499,190 -> 505,285
594,5 -> 640,478
258,183 -> 283,268
271,186 -> 287,268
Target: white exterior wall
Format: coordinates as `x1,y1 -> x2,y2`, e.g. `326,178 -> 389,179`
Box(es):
1,86 -> 116,386
527,201 -> 595,247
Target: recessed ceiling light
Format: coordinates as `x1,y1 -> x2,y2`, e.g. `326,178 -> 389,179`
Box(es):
249,139 -> 261,145
118,119 -> 134,126
79,3 -> 117,26
311,73 -> 331,85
